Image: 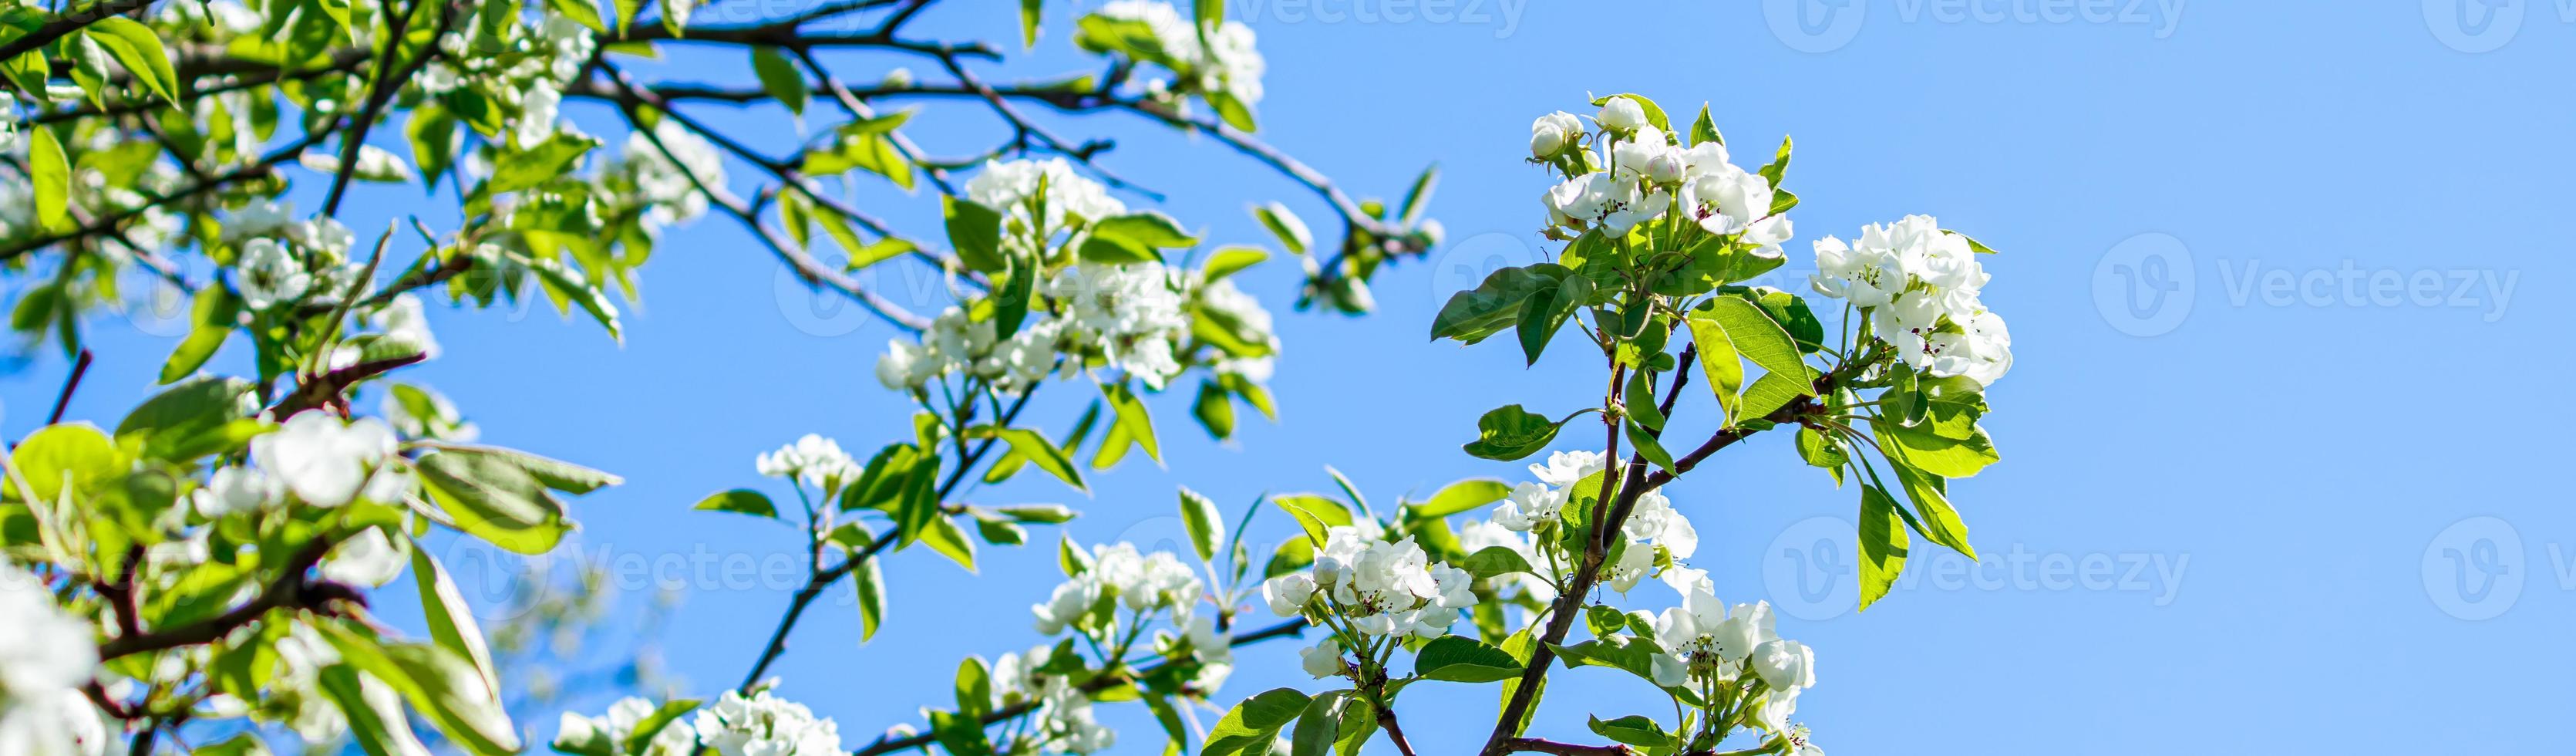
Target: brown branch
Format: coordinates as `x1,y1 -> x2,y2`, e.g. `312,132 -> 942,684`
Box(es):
0,0 -> 156,63
320,0 -> 453,216
598,63 -> 930,331
46,348 -> 93,425
1505,738 -> 1635,756
98,536 -> 343,660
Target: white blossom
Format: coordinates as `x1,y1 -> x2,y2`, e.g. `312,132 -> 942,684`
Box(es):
191,465 -> 283,518
375,293 -> 441,359
251,411 -> 399,508
557,697 -> 699,756
1530,110 -> 1584,158
1597,96 -> 1648,133
693,689 -> 843,756
1298,637 -> 1344,679
755,434 -> 864,493
320,527 -> 409,587
234,238 -> 311,310
0,564 -> 98,756
965,157 -> 1127,233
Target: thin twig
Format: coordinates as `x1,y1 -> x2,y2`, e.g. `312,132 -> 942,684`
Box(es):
46,349 -> 93,425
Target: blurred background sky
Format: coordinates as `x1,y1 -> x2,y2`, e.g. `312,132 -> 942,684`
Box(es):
12,1 -> 2575,753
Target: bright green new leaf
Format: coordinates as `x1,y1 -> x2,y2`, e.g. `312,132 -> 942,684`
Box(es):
1857,484 -> 1909,612
1178,485 -> 1223,561
693,488 -> 777,519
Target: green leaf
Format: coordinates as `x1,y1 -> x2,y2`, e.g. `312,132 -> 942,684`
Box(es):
436,445 -> 621,494
1415,635 -> 1521,682
1496,626 -> 1544,736
621,700 -> 700,755
1688,104 -> 1722,146
1252,201 -> 1310,255
943,197 -> 1006,273
1757,134 -> 1792,187
1265,536 -> 1314,579
1090,381 -> 1160,469
1193,380 -> 1236,440
996,428 -> 1086,491
1693,295 -> 1808,385
116,376 -> 251,444
1625,420 -> 1675,474
1462,404 -> 1585,461
1411,478 -> 1509,520
998,504 -> 1077,524
318,666 -> 436,756
1588,715 -> 1673,750
1200,245 -> 1269,282
1290,690 -> 1375,756
693,488 -> 777,519
1398,163 -> 1438,223
1514,273 -> 1590,365
1091,211 -> 1198,248
12,423 -> 118,503
1058,532 -> 1093,576
1622,370 -> 1666,431
1794,427 -> 1847,473
1432,265 -> 1566,345
1178,485 -> 1223,561
417,450 -> 571,554
1884,455 -> 1974,559
1271,492 -> 1352,546
921,515 -> 978,572
1857,484 -> 1909,612
489,132 -> 599,192
854,555 -> 887,640
749,46 -> 809,115
1879,413 -> 1999,479
955,656 -> 994,719
1020,0 -> 1042,46
1743,288 -> 1826,353
317,623 -> 520,755
929,710 -> 996,756
1201,688 -> 1312,756
29,127 -> 67,228
411,547 -> 500,696
1462,545 -> 1534,579
83,18 -> 179,105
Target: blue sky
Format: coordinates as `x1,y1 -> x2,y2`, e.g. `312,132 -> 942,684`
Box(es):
16,1 -> 2576,754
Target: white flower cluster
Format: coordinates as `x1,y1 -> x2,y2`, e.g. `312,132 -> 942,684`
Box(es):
989,646 -> 1117,754
1194,276 -> 1279,380
1809,214 -> 2012,386
244,410 -> 409,509
0,564 -> 106,756
875,305 -> 1062,395
1095,1 -> 1266,105
557,697 -> 699,756
418,12 -> 591,99
964,157 -> 1128,240
1032,542 -> 1207,634
1044,262 -> 1190,389
1648,585 -> 1820,749
1262,527 -> 1479,674
224,207 -> 363,311
1533,101 -> 1793,256
693,688 -> 845,756
1490,451 -> 1698,592
755,434 -> 864,493
618,119 -> 724,227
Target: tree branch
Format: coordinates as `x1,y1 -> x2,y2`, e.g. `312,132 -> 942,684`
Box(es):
98,536 -> 345,660
1504,738 -> 1635,756
0,0 -> 156,63
850,618 -> 1308,756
